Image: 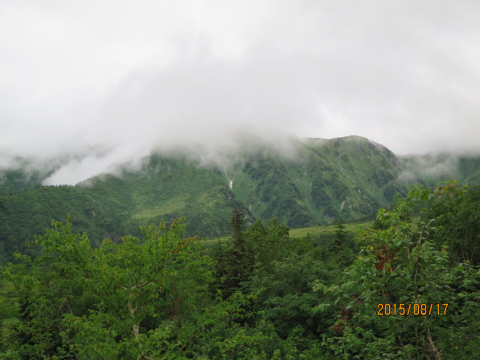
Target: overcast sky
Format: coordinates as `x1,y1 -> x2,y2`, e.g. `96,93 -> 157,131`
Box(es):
1,0 -> 480,184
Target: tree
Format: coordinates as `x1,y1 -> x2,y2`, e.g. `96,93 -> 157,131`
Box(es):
326,214 -> 355,268
314,182 -> 480,359
244,218 -> 290,267
2,216 -> 215,360
330,214 -> 347,252
214,208 -> 253,299
230,207 -> 245,249
431,188 -> 480,266
246,250 -> 333,340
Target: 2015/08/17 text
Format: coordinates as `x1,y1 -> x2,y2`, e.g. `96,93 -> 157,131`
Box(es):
377,303 -> 448,316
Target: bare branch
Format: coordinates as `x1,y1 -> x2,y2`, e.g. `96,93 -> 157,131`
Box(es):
119,281 -> 149,291
396,333 -> 412,360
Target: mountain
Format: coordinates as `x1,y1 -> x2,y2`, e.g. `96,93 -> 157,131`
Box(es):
0,161 -> 55,196
1,134 -> 480,263
220,136 -> 399,227
0,155 -> 253,263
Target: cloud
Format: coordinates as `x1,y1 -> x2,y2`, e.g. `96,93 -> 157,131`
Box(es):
397,153 -> 461,183
42,122 -> 302,185
1,0 -> 480,184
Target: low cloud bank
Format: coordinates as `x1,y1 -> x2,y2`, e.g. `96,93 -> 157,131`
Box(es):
40,124 -> 301,185
397,153 -> 462,183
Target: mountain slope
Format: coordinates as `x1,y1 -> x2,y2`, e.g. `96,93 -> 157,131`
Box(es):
0,154 -> 253,263
2,135 -> 480,263
223,136 -> 404,228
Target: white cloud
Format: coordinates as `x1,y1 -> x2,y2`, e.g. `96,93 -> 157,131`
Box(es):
1,0 -> 480,184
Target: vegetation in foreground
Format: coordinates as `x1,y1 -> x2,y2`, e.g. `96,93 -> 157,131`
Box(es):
1,181 -> 480,359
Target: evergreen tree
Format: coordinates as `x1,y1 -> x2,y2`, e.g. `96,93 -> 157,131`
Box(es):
214,208 -> 253,299
230,207 -> 246,255
327,213 -> 355,267
330,213 -> 346,252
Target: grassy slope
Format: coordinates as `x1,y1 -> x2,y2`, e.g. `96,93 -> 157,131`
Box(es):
288,221 -> 373,239
199,220 -> 374,249
115,155 -> 255,238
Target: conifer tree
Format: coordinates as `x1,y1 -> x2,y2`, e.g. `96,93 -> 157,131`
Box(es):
327,213 -> 355,267
230,207 -> 245,254
330,213 -> 346,252
214,208 -> 253,299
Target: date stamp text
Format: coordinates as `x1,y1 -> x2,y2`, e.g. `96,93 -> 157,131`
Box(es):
377,303 -> 449,316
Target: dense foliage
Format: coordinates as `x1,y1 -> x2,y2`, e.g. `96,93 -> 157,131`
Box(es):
314,182 -> 480,359
1,181 -> 480,359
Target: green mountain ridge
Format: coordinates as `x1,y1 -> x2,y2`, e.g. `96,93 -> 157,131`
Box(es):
1,134 -> 480,263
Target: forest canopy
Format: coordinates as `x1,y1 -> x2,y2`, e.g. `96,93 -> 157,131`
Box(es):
1,181 -> 480,359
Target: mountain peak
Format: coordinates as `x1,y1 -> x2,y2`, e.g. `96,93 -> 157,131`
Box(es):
304,135 -> 369,143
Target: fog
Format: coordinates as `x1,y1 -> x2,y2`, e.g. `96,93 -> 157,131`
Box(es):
1,0 -> 480,185
397,153 -> 462,183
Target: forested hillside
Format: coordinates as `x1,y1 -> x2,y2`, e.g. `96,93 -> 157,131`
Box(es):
1,135 -> 480,263
0,155 -> 253,264
1,182 -> 479,359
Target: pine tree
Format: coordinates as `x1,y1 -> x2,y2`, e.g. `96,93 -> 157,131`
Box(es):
213,208 -> 253,299
327,213 -> 355,267
230,207 -> 245,255
330,213 -> 346,252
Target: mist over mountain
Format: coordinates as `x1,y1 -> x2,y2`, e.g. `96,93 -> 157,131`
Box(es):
2,132 -> 480,263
